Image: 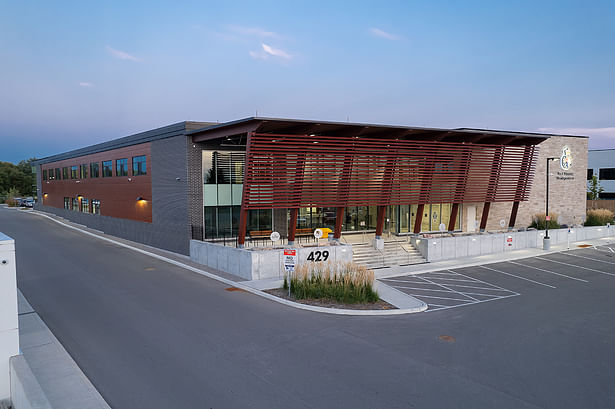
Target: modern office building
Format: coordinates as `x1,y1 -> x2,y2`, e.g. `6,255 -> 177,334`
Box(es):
588,149 -> 615,198
34,117 -> 588,255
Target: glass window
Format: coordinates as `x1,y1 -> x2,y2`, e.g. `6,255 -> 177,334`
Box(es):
92,199 -> 100,215
43,170 -> 47,180
80,164 -> 88,179
70,165 -> 78,179
48,168 -> 54,180
81,198 -> 89,213
587,169 -> 593,180
90,162 -> 100,178
116,158 -> 128,176
62,167 -> 69,179
55,168 -> 61,180
64,197 -> 70,209
132,155 -> 147,176
102,161 -> 113,177
599,168 -> 615,180
72,198 -> 79,211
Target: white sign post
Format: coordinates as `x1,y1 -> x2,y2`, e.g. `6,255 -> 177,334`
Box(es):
284,249 -> 297,297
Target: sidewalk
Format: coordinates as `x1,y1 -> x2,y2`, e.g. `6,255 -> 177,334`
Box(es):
17,290 -> 111,409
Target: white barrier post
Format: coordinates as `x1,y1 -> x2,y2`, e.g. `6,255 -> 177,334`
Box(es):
0,233 -> 19,402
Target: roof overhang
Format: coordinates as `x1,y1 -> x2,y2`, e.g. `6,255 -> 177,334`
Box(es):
189,117 -> 564,146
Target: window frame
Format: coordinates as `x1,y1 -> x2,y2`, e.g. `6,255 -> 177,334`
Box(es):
102,161 -> 113,177
132,155 -> 147,176
116,158 -> 128,177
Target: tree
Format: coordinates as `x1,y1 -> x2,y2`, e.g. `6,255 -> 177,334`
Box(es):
587,175 -> 604,201
0,158 -> 37,198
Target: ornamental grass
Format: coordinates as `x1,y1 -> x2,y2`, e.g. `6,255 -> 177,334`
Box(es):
585,208 -> 615,226
284,261 -> 378,304
529,212 -> 560,230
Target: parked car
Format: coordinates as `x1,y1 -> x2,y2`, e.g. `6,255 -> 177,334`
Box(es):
22,198 -> 34,208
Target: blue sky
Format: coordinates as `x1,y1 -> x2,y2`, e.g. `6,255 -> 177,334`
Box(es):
1,0 -> 614,163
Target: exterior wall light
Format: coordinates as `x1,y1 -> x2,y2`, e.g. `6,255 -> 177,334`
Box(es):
43,193 -> 48,198
136,197 -> 146,201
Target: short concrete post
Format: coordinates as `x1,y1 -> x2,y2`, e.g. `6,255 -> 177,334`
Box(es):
0,233 -> 19,402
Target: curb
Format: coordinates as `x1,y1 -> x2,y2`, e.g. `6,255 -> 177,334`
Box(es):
15,208 -> 426,316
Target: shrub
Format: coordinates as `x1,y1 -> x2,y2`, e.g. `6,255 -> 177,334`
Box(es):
585,208 -> 615,226
529,213 -> 560,230
287,261 -> 379,304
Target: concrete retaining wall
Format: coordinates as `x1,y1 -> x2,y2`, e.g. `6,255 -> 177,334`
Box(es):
412,225 -> 614,262
190,241 -> 353,280
0,233 -> 19,402
9,356 -> 52,409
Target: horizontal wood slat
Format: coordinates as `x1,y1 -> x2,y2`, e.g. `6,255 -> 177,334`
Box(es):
242,133 -> 538,209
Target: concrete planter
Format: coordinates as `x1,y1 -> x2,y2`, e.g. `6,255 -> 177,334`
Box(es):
411,225 -> 613,262
190,241 -> 353,280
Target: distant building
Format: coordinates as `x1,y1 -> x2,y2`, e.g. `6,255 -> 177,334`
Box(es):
588,149 -> 615,199
33,117 -> 588,255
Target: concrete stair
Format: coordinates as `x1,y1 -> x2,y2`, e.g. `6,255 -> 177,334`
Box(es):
352,239 -> 426,269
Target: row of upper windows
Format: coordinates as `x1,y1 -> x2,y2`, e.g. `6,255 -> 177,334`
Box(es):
588,168 -> 615,180
42,156 -> 146,181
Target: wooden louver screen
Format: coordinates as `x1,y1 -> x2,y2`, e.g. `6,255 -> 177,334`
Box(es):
242,133 -> 538,210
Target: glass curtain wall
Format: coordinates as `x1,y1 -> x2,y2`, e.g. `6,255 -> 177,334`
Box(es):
296,204 -> 461,233
203,150 -> 273,239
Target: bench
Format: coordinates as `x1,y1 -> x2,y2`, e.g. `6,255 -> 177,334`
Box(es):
249,230 -> 273,239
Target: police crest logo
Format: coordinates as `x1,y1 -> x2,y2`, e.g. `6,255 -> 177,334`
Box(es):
560,145 -> 572,170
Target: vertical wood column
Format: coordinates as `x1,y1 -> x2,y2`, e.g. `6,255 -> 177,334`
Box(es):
508,201 -> 520,230
413,204 -> 425,234
334,207 -> 344,239
288,208 -> 298,244
480,202 -> 491,231
448,203 -> 460,232
375,206 -> 386,238
237,132 -> 253,248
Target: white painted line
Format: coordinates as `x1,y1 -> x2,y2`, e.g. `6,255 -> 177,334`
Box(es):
380,278 -> 433,284
417,275 -> 480,302
420,276 -> 480,283
433,282 -> 517,293
400,293 -> 470,302
20,210 -> 427,316
390,285 -> 482,298
558,252 -> 615,271
534,256 -> 615,278
507,261 -> 588,283
446,269 -> 518,293
424,293 -> 519,313
478,265 -> 556,289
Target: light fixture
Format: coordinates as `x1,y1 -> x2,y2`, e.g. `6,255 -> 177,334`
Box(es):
136,197 -> 147,201
43,193 -> 48,198
76,194 -> 82,199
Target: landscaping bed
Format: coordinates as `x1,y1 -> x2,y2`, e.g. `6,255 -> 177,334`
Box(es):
265,288 -> 397,310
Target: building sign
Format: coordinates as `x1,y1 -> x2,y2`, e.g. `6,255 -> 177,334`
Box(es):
556,145 -> 575,181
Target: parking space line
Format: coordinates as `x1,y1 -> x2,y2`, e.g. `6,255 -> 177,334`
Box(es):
418,276 -> 480,302
403,294 -> 471,302
478,265 -> 556,288
534,257 -> 615,277
423,276 -> 484,283
432,282 -> 515,292
507,261 -> 588,283
593,245 -> 615,253
446,270 -> 519,294
557,253 -> 615,273
380,278 -> 431,284
425,293 -> 519,313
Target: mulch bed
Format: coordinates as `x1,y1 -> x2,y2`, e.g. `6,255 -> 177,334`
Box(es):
265,288 -> 397,310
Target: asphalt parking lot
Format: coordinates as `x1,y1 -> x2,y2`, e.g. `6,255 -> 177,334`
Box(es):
380,242 -> 615,312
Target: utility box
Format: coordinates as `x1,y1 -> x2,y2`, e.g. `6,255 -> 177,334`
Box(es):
0,233 -> 19,401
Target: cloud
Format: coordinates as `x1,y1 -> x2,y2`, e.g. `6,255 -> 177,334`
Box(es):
250,43 -> 292,60
537,127 -> 615,148
106,46 -> 141,61
78,82 -> 93,87
227,25 -> 278,38
369,27 -> 400,40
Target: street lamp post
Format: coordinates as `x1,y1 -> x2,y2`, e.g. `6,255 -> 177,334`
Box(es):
544,157 -> 559,250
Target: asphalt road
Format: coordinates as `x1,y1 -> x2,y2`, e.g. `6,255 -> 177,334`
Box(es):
3,208 -> 615,409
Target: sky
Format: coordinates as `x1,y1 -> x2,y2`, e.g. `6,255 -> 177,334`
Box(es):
1,0 -> 614,163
